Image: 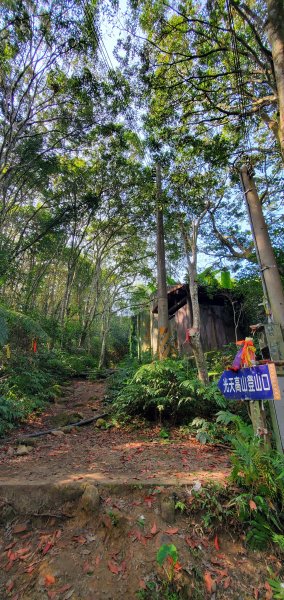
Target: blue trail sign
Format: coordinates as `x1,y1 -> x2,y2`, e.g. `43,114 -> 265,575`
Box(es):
218,363 -> 281,401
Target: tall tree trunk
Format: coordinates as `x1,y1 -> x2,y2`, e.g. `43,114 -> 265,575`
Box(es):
266,0 -> 284,159
156,163 -> 170,359
98,308 -> 111,369
78,257 -> 101,348
179,220 -> 209,384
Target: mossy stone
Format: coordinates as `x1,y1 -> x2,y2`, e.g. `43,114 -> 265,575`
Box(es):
49,412 -> 83,428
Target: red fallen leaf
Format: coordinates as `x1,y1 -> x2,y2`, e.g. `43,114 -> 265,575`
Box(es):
214,535 -> 220,551
83,561 -> 94,574
16,547 -> 30,556
136,530 -> 147,545
144,496 -> 155,508
249,499 -> 257,511
13,523 -> 28,534
55,529 -> 62,539
44,574 -> 56,586
18,553 -> 31,561
102,515 -> 112,529
129,529 -> 147,545
151,522 -> 158,535
25,564 -> 36,573
174,562 -> 182,571
95,555 -> 101,567
6,580 -> 14,592
204,571 -> 215,594
72,535 -> 86,545
56,584 -> 72,594
121,560 -> 127,574
254,588 -> 259,599
264,581 -> 273,600
5,543 -> 16,551
42,542 -> 53,555
7,550 -> 17,561
215,569 -> 228,578
223,577 -> 231,589
47,592 -> 57,600
139,580 -> 146,590
165,527 -> 179,535
108,560 -> 120,575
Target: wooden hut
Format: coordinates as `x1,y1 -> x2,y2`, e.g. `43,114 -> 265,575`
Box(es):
138,284 -> 242,357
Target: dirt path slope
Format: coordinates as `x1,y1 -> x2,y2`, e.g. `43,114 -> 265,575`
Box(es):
0,379 -> 230,487
0,380 -> 280,600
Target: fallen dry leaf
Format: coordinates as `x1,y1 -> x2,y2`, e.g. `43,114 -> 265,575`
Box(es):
204,571 -> 216,594
144,495 -> 155,508
214,535 -> 220,551
42,542 -> 53,555
6,579 -> 14,593
264,581 -> 273,600
13,523 -> 28,534
185,536 -> 199,549
83,561 -> 94,574
165,527 -> 179,535
44,574 -> 56,586
108,560 -> 120,575
151,522 -> 158,535
223,577 -> 231,589
56,584 -> 72,594
249,499 -> 257,511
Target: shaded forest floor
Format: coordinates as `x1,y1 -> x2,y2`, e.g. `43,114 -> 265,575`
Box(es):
0,380 -> 280,599
0,379 -> 230,486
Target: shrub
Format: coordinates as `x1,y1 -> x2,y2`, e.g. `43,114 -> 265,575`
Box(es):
223,414 -> 284,551
0,387 -> 44,436
112,358 -> 228,423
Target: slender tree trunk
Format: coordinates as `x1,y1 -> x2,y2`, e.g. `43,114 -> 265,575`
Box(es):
98,308 -> 111,368
78,258 -> 101,348
156,163 -> 169,359
266,0 -> 284,159
180,220 -> 209,384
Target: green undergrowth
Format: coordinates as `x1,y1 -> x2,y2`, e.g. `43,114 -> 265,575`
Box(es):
0,306 -> 99,436
110,356 -> 231,424
179,432 -> 284,557
183,410 -> 284,555
109,355 -> 284,560
0,348 -> 99,436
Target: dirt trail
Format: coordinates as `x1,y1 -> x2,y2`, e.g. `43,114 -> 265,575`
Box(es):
0,379 -> 230,487
0,380 -> 280,599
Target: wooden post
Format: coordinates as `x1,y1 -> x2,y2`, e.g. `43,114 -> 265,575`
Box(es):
156,163 -> 169,359
240,164 -> 284,452
249,401 -> 270,448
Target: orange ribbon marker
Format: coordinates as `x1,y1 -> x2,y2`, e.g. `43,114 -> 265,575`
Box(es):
236,337 -> 256,368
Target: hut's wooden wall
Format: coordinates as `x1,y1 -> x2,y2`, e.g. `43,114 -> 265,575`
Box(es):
174,302 -> 236,354
150,301 -> 237,356
199,304 -> 236,350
